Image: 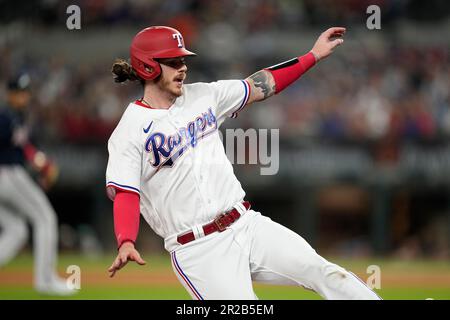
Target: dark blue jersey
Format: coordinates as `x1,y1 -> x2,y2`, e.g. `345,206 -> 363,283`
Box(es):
0,105 -> 26,165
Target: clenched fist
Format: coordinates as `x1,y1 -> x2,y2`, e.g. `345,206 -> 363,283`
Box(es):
39,160 -> 59,191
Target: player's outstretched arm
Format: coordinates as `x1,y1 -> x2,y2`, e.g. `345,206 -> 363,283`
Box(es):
107,190 -> 145,277
108,241 -> 146,278
246,70 -> 277,103
245,27 -> 346,105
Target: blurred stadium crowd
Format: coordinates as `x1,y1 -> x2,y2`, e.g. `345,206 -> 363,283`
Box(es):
0,0 -> 449,257
0,0 -> 448,146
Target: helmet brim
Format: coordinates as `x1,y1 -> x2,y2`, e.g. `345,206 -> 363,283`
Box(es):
152,47 -> 197,59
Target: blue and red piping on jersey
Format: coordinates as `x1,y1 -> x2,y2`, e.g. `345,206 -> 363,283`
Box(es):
134,99 -> 156,109
106,181 -> 140,195
231,80 -> 251,118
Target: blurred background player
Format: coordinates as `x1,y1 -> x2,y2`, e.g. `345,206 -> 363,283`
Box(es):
0,73 -> 74,295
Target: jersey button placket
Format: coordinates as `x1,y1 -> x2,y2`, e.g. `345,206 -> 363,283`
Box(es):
191,147 -> 210,208
198,175 -> 211,204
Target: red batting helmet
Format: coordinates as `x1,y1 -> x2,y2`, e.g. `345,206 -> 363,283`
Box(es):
130,26 -> 196,81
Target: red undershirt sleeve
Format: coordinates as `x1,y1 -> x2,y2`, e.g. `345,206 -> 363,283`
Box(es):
264,52 -> 317,94
113,190 -> 140,249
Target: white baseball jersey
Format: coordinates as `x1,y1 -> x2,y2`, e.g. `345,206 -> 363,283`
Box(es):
105,79 -> 381,301
106,80 -> 251,250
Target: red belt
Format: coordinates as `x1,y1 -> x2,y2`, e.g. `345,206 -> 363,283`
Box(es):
177,201 -> 251,245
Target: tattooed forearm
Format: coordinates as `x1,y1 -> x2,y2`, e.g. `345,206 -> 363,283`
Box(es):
248,70 -> 276,100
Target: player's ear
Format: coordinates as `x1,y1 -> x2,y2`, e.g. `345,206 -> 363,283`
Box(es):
145,66 -> 154,73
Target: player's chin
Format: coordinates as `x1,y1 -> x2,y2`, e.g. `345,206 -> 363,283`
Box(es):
171,83 -> 184,97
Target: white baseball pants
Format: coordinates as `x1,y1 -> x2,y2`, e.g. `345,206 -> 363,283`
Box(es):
0,166 -> 60,288
170,209 -> 381,300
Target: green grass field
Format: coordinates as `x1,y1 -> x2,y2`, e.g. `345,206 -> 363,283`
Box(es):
1,253 -> 449,300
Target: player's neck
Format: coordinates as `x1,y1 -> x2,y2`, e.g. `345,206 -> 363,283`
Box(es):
142,85 -> 177,110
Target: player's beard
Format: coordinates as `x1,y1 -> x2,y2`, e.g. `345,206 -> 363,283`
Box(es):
158,74 -> 184,98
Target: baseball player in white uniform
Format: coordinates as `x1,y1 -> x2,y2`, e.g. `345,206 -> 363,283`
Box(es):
106,26 -> 381,300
